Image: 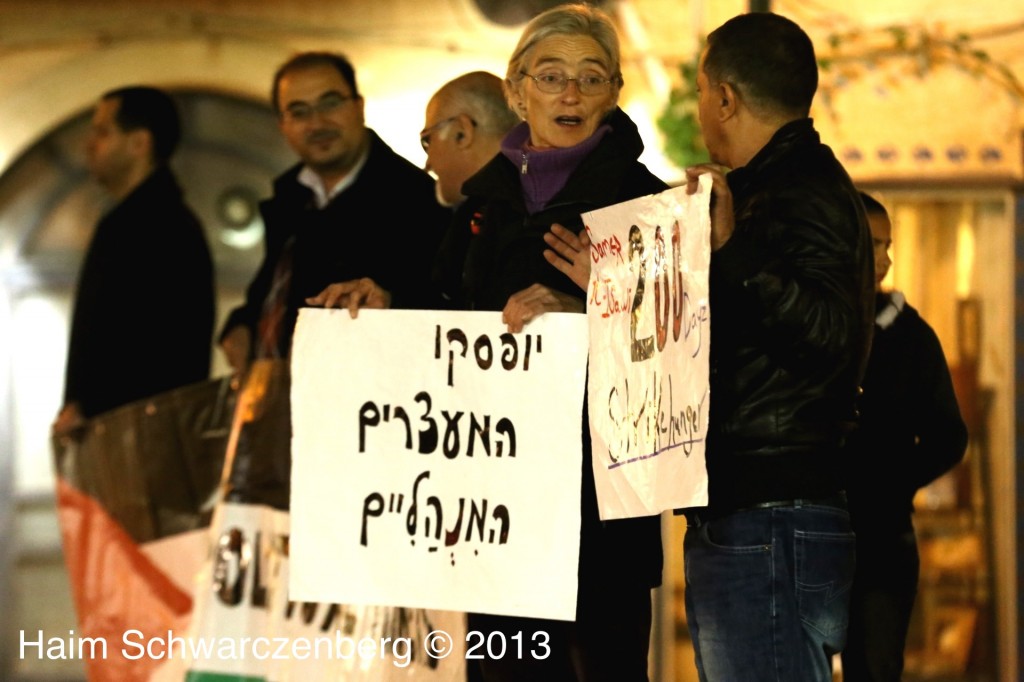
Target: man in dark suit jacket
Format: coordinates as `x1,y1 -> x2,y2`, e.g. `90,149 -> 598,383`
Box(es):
218,52 -> 449,367
53,86 -> 215,436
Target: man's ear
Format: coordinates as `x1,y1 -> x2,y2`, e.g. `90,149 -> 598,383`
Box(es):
128,128 -> 154,163
718,81 -> 739,121
353,94 -> 366,127
454,114 -> 475,148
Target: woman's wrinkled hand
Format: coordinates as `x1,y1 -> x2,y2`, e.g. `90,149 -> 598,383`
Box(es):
502,283 -> 584,333
543,223 -> 592,291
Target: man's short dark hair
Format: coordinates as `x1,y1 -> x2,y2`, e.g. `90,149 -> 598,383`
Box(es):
102,86 -> 181,163
859,191 -> 888,217
704,13 -> 818,118
271,52 -> 360,115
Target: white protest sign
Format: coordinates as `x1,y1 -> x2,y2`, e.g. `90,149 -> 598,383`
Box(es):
584,179 -> 712,519
289,309 -> 589,621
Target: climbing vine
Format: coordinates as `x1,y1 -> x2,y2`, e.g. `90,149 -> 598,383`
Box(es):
656,20 -> 1024,170
816,21 -> 1024,113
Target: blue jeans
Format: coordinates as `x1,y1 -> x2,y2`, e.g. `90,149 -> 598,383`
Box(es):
683,500 -> 856,682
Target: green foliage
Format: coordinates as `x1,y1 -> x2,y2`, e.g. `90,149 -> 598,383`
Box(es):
656,52 -> 708,170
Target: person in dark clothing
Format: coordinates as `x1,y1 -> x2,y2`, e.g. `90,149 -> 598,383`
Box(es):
841,192 -> 968,682
421,71 -> 519,310
421,72 -> 520,212
679,13 -> 875,682
219,51 -> 449,365
455,6 -> 665,681
53,86 -> 215,437
411,69 -> 519,682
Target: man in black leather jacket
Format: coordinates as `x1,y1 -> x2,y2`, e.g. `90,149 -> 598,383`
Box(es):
681,13 -> 874,682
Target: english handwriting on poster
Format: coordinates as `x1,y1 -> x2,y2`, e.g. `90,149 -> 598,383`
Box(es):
589,223 -> 708,359
290,309 -> 588,620
584,182 -> 713,519
605,376 -> 708,466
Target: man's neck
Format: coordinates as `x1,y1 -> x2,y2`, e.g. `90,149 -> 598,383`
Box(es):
315,133 -> 371,194
315,168 -> 348,195
475,141 -> 502,171
108,162 -> 156,202
727,125 -> 778,170
727,114 -> 801,170
299,139 -> 371,209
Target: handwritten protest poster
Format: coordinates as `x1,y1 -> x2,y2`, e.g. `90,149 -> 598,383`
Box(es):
584,179 -> 712,519
289,309 -> 589,621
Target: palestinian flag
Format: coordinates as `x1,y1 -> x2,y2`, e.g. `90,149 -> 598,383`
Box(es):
53,375 -> 235,681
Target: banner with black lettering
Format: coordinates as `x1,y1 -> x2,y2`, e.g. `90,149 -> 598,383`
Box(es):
583,179 -> 712,519
289,310 -> 589,621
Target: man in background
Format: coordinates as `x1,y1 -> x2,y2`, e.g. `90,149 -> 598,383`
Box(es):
53,85 -> 214,437
423,71 -> 518,308
841,192 -> 968,681
423,71 -> 518,210
219,51 -> 448,364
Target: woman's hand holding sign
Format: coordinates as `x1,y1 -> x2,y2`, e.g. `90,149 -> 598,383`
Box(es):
544,223 -> 592,292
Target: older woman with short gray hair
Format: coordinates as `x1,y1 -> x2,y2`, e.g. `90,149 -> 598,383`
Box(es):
448,4 -> 669,680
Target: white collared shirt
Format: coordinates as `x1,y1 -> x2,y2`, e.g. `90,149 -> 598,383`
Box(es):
296,143 -> 370,209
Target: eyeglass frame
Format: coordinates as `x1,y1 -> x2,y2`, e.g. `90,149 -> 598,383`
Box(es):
519,70 -> 621,96
281,91 -> 358,123
420,114 -> 477,152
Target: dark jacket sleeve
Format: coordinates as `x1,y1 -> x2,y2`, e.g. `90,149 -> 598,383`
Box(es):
384,181 -> 451,311
904,320 -> 969,491
136,210 -> 215,393
713,188 -> 868,369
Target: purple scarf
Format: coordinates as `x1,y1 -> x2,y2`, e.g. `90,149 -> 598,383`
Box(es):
500,121 -> 612,214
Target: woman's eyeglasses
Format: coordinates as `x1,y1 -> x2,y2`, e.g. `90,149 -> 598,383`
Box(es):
520,71 -> 618,95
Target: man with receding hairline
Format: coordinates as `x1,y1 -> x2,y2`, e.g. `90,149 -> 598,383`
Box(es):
421,71 -> 520,209
415,76 -> 517,677
422,71 -> 518,307
681,12 -> 874,681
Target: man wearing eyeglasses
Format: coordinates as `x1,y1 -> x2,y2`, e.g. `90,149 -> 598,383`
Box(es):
420,72 -> 519,308
420,72 -> 518,210
219,51 -> 449,370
